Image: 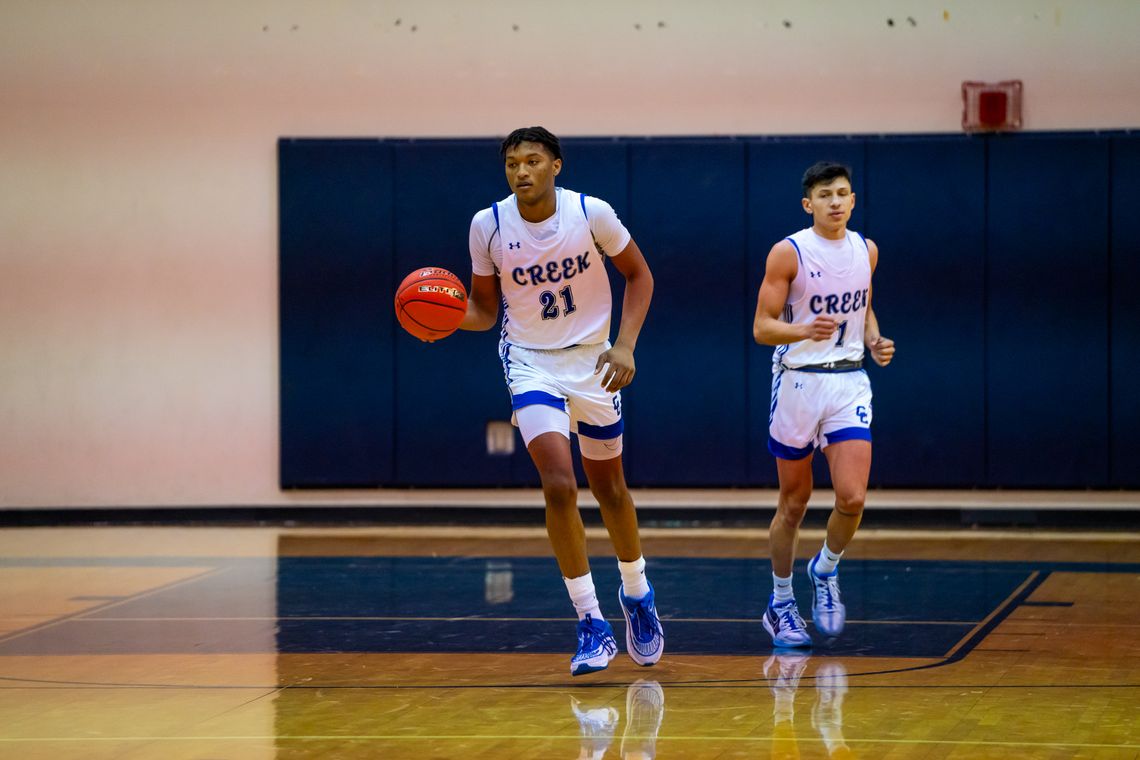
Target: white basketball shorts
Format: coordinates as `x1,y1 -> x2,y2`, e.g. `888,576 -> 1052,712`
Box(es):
768,366 -> 873,460
500,341 -> 624,453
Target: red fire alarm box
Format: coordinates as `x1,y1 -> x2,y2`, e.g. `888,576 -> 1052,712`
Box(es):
962,80 -> 1023,132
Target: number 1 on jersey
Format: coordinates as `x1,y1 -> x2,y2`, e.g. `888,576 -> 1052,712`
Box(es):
540,285 -> 577,320
835,320 -> 848,347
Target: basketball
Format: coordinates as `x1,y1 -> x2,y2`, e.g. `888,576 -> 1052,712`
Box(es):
394,267 -> 468,342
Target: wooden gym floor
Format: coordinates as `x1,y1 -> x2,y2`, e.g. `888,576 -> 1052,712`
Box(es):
1,493 -> 1138,759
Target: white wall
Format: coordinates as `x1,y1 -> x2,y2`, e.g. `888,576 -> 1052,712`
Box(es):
1,0 -> 1137,507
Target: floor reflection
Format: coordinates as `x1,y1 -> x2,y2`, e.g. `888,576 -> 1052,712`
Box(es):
571,679 -> 664,760
767,655 -> 853,759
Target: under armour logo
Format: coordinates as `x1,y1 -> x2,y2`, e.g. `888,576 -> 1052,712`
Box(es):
508,241 -> 521,250
808,270 -> 823,278
794,382 -> 804,389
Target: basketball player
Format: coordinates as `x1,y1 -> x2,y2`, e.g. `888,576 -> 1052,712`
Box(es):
753,161 -> 896,647
459,126 -> 664,675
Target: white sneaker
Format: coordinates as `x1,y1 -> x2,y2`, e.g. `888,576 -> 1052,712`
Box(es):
808,555 -> 847,637
763,595 -> 812,647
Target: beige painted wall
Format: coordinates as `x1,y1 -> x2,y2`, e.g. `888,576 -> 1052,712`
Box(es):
1,1 -> 1138,506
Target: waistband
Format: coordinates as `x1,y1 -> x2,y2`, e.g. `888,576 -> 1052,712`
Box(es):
781,359 -> 864,373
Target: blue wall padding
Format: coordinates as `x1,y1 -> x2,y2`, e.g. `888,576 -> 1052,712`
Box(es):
279,140 -> 396,487
624,140 -> 749,484
279,132 -> 1135,488
985,135 -> 1110,487
1110,135 -> 1140,487
863,136 -> 987,486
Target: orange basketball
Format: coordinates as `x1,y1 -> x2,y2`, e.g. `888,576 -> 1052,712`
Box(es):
394,267 -> 467,342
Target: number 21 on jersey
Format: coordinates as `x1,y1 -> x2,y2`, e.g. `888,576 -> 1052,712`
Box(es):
540,286 -> 577,320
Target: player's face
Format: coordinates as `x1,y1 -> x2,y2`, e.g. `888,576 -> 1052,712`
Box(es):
504,142 -> 561,205
803,177 -> 855,235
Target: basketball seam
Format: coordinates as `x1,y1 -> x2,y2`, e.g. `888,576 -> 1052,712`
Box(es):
397,303 -> 458,336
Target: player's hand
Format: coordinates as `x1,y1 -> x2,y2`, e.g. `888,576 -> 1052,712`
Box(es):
869,336 -> 895,367
595,344 -> 636,393
804,316 -> 838,342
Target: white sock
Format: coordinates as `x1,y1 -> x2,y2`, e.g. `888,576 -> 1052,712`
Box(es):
618,556 -> 650,599
772,572 -> 794,602
565,572 -> 604,621
814,543 -> 844,575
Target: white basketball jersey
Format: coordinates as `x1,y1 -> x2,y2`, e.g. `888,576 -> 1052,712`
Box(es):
494,190 -> 612,349
774,228 -> 872,368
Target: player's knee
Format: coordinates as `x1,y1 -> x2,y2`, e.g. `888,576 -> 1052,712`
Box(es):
540,471 -> 578,507
776,497 -> 810,524
834,491 -> 866,516
590,479 -> 629,510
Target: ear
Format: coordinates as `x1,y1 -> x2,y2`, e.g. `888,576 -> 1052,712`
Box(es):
553,158 -> 562,175
801,197 -> 813,214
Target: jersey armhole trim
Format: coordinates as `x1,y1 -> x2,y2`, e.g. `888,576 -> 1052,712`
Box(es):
488,204 -> 501,258
786,237 -> 803,266
579,193 -> 604,256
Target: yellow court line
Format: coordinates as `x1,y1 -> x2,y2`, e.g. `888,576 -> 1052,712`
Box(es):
0,735 -> 1135,750
941,571 -> 1039,660
67,615 -> 972,625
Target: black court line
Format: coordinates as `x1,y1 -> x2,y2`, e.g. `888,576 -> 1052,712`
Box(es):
1021,601 -> 1074,607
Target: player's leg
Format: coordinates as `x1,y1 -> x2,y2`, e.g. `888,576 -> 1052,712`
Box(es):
580,445 -> 663,667
772,455 -> 814,578
579,449 -> 640,563
763,455 -> 814,647
765,368 -> 818,647
527,428 -> 587,578
572,359 -> 662,668
820,439 -> 871,555
518,403 -> 616,675
808,373 -> 873,638
806,439 -> 869,638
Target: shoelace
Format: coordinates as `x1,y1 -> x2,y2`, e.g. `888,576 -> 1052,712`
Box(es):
777,603 -> 807,632
630,598 -> 663,640
578,619 -> 615,655
818,576 -> 841,610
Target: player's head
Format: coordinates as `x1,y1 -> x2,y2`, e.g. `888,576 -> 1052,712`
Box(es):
802,161 -> 852,198
801,161 -> 855,233
500,126 -> 562,205
500,126 -> 562,163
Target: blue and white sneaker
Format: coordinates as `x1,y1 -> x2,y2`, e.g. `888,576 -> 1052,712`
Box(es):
570,615 -> 618,676
763,595 -> 812,648
808,555 -> 846,637
619,583 -> 665,666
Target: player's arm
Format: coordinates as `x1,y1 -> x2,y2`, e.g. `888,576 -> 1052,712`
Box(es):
460,212 -> 502,332
753,240 -> 837,345
459,273 -> 500,331
594,237 -> 653,392
862,238 -> 895,366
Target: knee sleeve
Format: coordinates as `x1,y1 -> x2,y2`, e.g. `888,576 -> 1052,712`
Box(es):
578,434 -> 623,461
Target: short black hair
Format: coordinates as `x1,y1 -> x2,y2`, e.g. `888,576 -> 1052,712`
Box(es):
500,126 -> 562,162
802,161 -> 852,197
